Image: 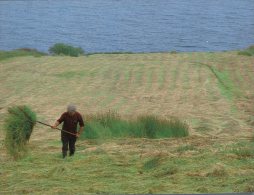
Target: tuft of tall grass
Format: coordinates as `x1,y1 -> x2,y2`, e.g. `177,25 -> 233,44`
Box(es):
4,105 -> 36,159
49,43 -> 84,57
137,115 -> 159,138
238,45 -> 254,56
142,156 -> 161,170
0,48 -> 46,61
135,115 -> 189,138
80,111 -> 189,140
81,111 -> 130,139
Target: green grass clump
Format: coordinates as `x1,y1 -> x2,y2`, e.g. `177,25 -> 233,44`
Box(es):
0,48 -> 46,61
80,111 -> 189,140
231,147 -> 254,158
82,111 -> 130,139
4,105 -> 37,159
138,115 -> 159,138
142,156 -> 161,170
135,114 -> 187,138
136,115 -> 189,138
49,43 -> 84,57
238,45 -> 254,56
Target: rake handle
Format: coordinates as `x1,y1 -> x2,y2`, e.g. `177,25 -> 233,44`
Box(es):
36,121 -> 78,136
12,107 -> 78,137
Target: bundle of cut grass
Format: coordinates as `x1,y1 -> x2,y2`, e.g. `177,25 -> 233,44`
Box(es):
4,105 -> 36,159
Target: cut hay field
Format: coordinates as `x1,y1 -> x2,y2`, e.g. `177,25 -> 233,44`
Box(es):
0,51 -> 253,194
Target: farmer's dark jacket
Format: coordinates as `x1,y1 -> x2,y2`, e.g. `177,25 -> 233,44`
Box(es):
57,112 -> 84,135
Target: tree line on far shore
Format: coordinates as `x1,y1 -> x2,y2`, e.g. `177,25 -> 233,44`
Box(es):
1,43 -> 254,61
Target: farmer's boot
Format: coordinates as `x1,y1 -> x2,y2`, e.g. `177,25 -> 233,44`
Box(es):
69,152 -> 74,157
69,148 -> 75,157
62,152 -> 67,159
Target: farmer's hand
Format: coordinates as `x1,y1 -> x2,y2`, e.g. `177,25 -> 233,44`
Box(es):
76,132 -> 80,138
51,121 -> 60,129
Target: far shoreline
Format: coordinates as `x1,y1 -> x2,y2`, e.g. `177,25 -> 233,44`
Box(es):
0,44 -> 253,61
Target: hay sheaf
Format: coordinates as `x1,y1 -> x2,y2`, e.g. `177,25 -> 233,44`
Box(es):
4,105 -> 36,159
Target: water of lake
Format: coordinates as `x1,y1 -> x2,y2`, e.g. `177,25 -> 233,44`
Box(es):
0,0 -> 254,53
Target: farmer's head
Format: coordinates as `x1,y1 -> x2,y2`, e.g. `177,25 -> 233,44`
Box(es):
67,104 -> 76,115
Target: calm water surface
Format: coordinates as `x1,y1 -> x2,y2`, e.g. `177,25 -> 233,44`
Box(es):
0,0 -> 254,52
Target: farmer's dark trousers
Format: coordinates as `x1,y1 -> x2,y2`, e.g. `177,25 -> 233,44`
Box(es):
61,135 -> 76,157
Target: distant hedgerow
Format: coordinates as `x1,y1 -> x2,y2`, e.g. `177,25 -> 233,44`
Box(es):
0,48 -> 46,61
4,105 -> 36,159
49,43 -> 84,57
80,111 -> 189,140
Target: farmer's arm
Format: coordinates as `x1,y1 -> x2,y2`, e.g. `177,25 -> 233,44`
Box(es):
78,126 -> 84,136
77,114 -> 84,136
51,113 -> 65,128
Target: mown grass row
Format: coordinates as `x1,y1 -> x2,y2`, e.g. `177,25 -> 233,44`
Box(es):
194,62 -> 241,100
80,111 -> 189,140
